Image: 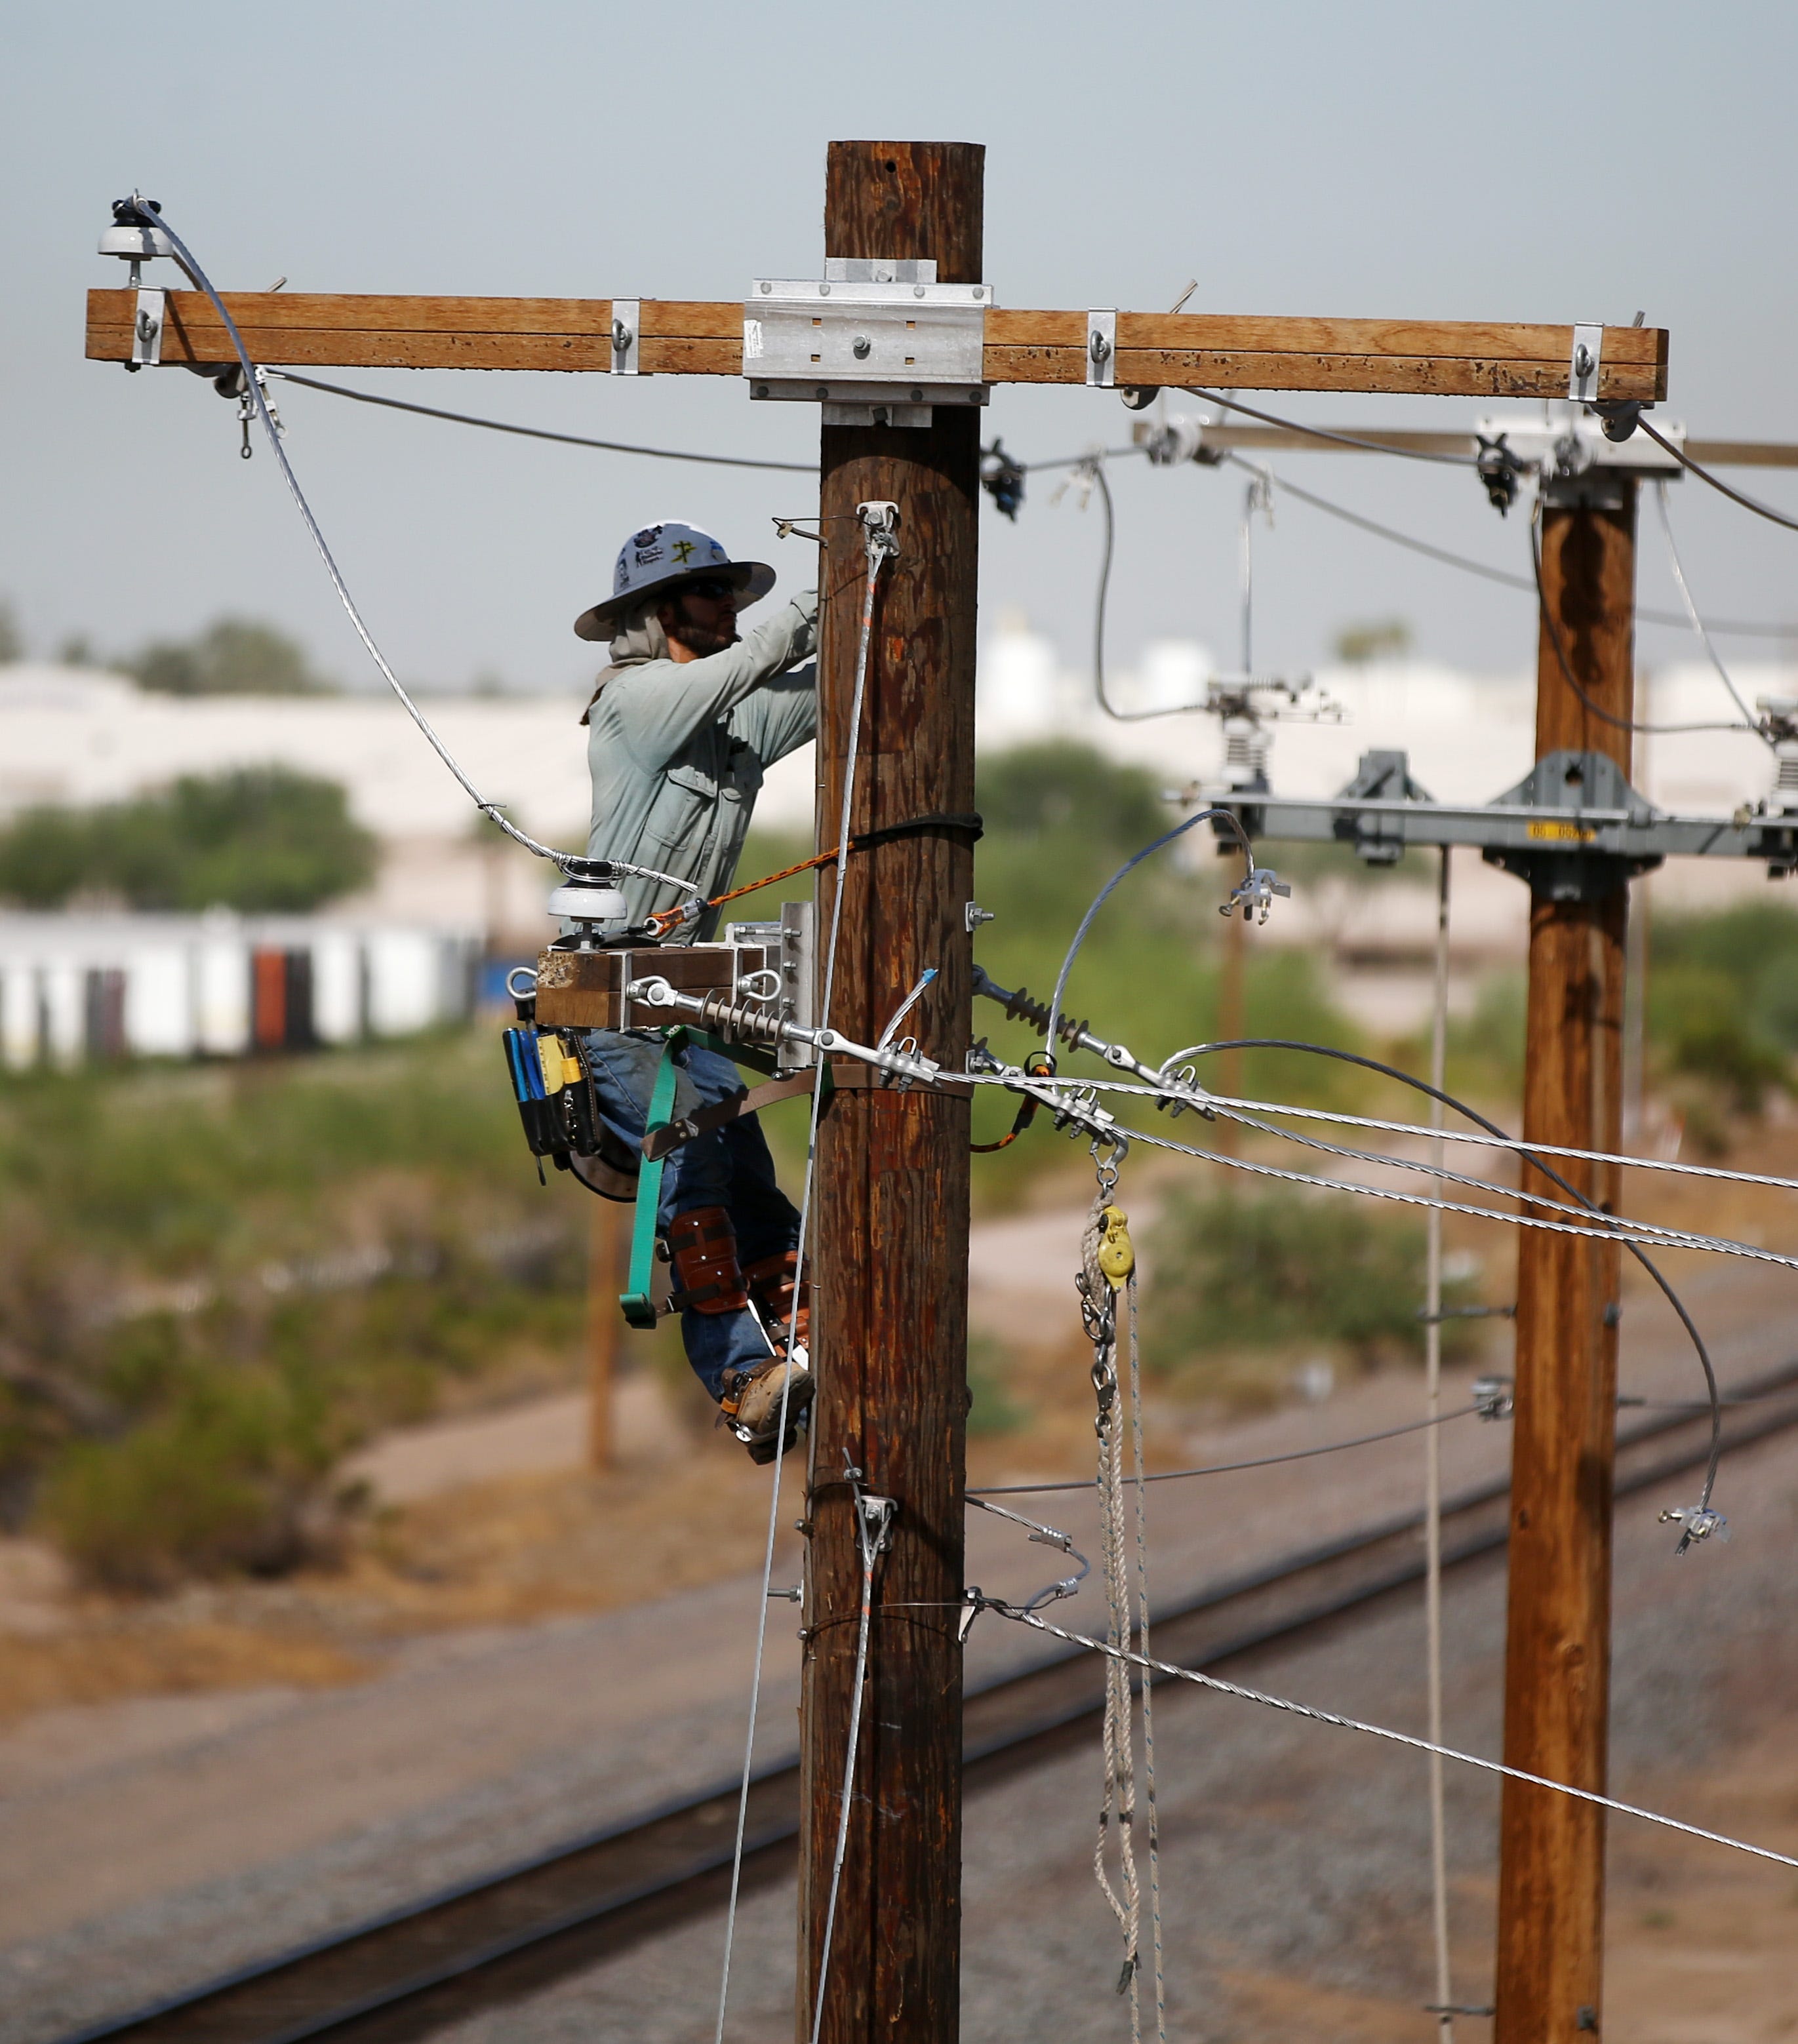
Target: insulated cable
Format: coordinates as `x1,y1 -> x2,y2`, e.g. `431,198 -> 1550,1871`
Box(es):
266,368 -> 817,471
1528,494 -> 1756,738
1237,457 -> 1792,637
1652,478 -> 1775,747
1149,1036 -> 1725,1520
1182,387 -> 1480,467
1043,803 -> 1254,1060
127,200 -> 690,890
1638,416 -> 1798,536
968,1404 -> 1482,1495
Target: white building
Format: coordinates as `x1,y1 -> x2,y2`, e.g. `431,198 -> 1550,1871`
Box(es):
0,909 -> 481,1069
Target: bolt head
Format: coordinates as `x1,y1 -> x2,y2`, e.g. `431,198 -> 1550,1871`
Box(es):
852,334 -> 872,359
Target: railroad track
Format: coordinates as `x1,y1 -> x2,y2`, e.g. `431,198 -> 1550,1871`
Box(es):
55,1362 -> 1798,2044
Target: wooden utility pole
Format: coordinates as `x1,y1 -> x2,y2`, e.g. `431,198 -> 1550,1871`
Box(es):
1494,477 -> 1638,2044
87,192 -> 1673,2041
799,140 -> 981,2044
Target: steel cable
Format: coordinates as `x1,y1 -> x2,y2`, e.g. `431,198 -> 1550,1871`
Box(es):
713,522 -> 892,2044
983,1603 -> 1798,1874
132,202 -> 700,892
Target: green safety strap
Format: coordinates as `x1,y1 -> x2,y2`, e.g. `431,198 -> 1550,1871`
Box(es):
618,1028 -> 687,1329
616,1025 -> 817,1330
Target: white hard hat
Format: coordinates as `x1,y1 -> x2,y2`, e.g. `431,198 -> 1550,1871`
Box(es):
573,521 -> 776,642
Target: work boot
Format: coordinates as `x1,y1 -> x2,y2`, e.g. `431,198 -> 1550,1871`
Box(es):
744,1249 -> 810,1360
719,1354 -> 814,1463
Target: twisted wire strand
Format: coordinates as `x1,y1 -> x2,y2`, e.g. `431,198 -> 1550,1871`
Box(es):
984,1602 -> 1798,1875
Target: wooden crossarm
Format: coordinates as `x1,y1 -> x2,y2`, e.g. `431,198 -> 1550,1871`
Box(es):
85,289 -> 1667,401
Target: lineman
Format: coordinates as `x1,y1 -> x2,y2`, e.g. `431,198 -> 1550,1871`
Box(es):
573,521 -> 816,1461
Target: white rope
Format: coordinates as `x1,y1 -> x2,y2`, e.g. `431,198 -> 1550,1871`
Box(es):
713,522 -> 892,2044
984,1604 -> 1798,1876
1082,1198 -> 1143,2025
1125,1276 -> 1167,2044
1422,849 -> 1454,2044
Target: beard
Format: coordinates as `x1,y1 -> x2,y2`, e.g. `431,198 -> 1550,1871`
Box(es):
664,596 -> 740,658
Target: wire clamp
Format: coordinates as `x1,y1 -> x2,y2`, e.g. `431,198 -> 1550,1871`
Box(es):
1221,864 -> 1292,924
858,499 -> 900,566
1471,1373 -> 1515,1421
1659,1503 -> 1727,1555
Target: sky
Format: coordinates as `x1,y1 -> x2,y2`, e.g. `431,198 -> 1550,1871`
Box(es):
5,0 -> 1798,702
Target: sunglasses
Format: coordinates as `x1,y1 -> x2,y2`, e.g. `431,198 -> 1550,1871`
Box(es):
682,576 -> 737,602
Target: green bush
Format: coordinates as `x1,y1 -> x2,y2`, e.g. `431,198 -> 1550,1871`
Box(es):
40,1358 -> 342,1592
1650,904 -> 1798,1110
1,1033 -> 589,1583
967,1331 -> 1026,1437
126,617 -> 330,696
0,766 -> 376,913
1143,1183 -> 1475,1390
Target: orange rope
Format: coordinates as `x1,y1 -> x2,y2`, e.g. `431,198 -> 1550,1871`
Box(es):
645,842 -> 845,937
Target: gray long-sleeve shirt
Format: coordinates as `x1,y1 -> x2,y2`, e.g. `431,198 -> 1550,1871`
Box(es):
582,591 -> 818,939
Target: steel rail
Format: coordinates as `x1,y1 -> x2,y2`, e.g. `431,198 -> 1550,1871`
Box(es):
52,1360 -> 1798,2044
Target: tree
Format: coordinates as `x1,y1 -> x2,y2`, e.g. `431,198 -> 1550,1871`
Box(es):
1332,617 -> 1413,664
0,601 -> 22,664
0,768 -> 376,913
127,618 -> 332,696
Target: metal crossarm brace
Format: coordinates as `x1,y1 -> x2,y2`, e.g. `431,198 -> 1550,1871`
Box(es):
1188,747 -> 1798,896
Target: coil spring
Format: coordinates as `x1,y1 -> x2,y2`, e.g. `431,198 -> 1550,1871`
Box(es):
689,991 -> 788,1043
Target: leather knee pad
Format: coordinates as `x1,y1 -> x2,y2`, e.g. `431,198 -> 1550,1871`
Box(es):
666,1206 -> 749,1315
744,1249 -> 810,1345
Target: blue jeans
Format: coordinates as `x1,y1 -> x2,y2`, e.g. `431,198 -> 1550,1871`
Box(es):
580,1030 -> 802,1400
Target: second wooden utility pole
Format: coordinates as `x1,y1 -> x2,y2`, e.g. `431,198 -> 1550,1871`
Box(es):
798,140 -> 982,2044
1494,476 -> 1638,2044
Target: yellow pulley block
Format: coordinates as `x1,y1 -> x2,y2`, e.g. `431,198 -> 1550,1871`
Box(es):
1096,1203 -> 1134,1289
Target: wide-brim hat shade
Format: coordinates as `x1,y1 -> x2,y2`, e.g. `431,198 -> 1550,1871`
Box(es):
573,520 -> 776,642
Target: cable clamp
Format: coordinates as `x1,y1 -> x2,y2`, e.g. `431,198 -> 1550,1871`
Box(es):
1659,1503 -> 1727,1555
1086,310 -> 1117,388
1471,1373 -> 1514,1421
1221,865 -> 1291,924
858,500 -> 900,564
610,298 -> 639,374
132,286 -> 165,368
1569,321 -> 1603,404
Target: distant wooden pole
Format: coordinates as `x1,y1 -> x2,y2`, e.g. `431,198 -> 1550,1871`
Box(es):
798,138 -> 981,2044
586,1201 -> 620,1469
1493,479 -> 1637,2044
1216,900 -> 1245,1156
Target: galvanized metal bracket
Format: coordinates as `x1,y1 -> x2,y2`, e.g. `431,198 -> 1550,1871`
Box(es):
1086,309 -> 1117,388
723,897 -> 816,1074
1569,321 -> 1603,404
1182,746 -> 1798,893
743,258 -> 990,427
610,298 -> 639,375
131,286 -> 165,368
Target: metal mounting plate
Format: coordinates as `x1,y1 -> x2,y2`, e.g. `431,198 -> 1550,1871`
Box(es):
1569,322 -> 1603,404
132,286 -> 165,368
744,267 -> 991,410
610,298 -> 639,374
1086,310 -> 1116,388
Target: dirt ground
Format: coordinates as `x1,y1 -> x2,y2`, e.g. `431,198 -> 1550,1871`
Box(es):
1,1134 -> 1795,2041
